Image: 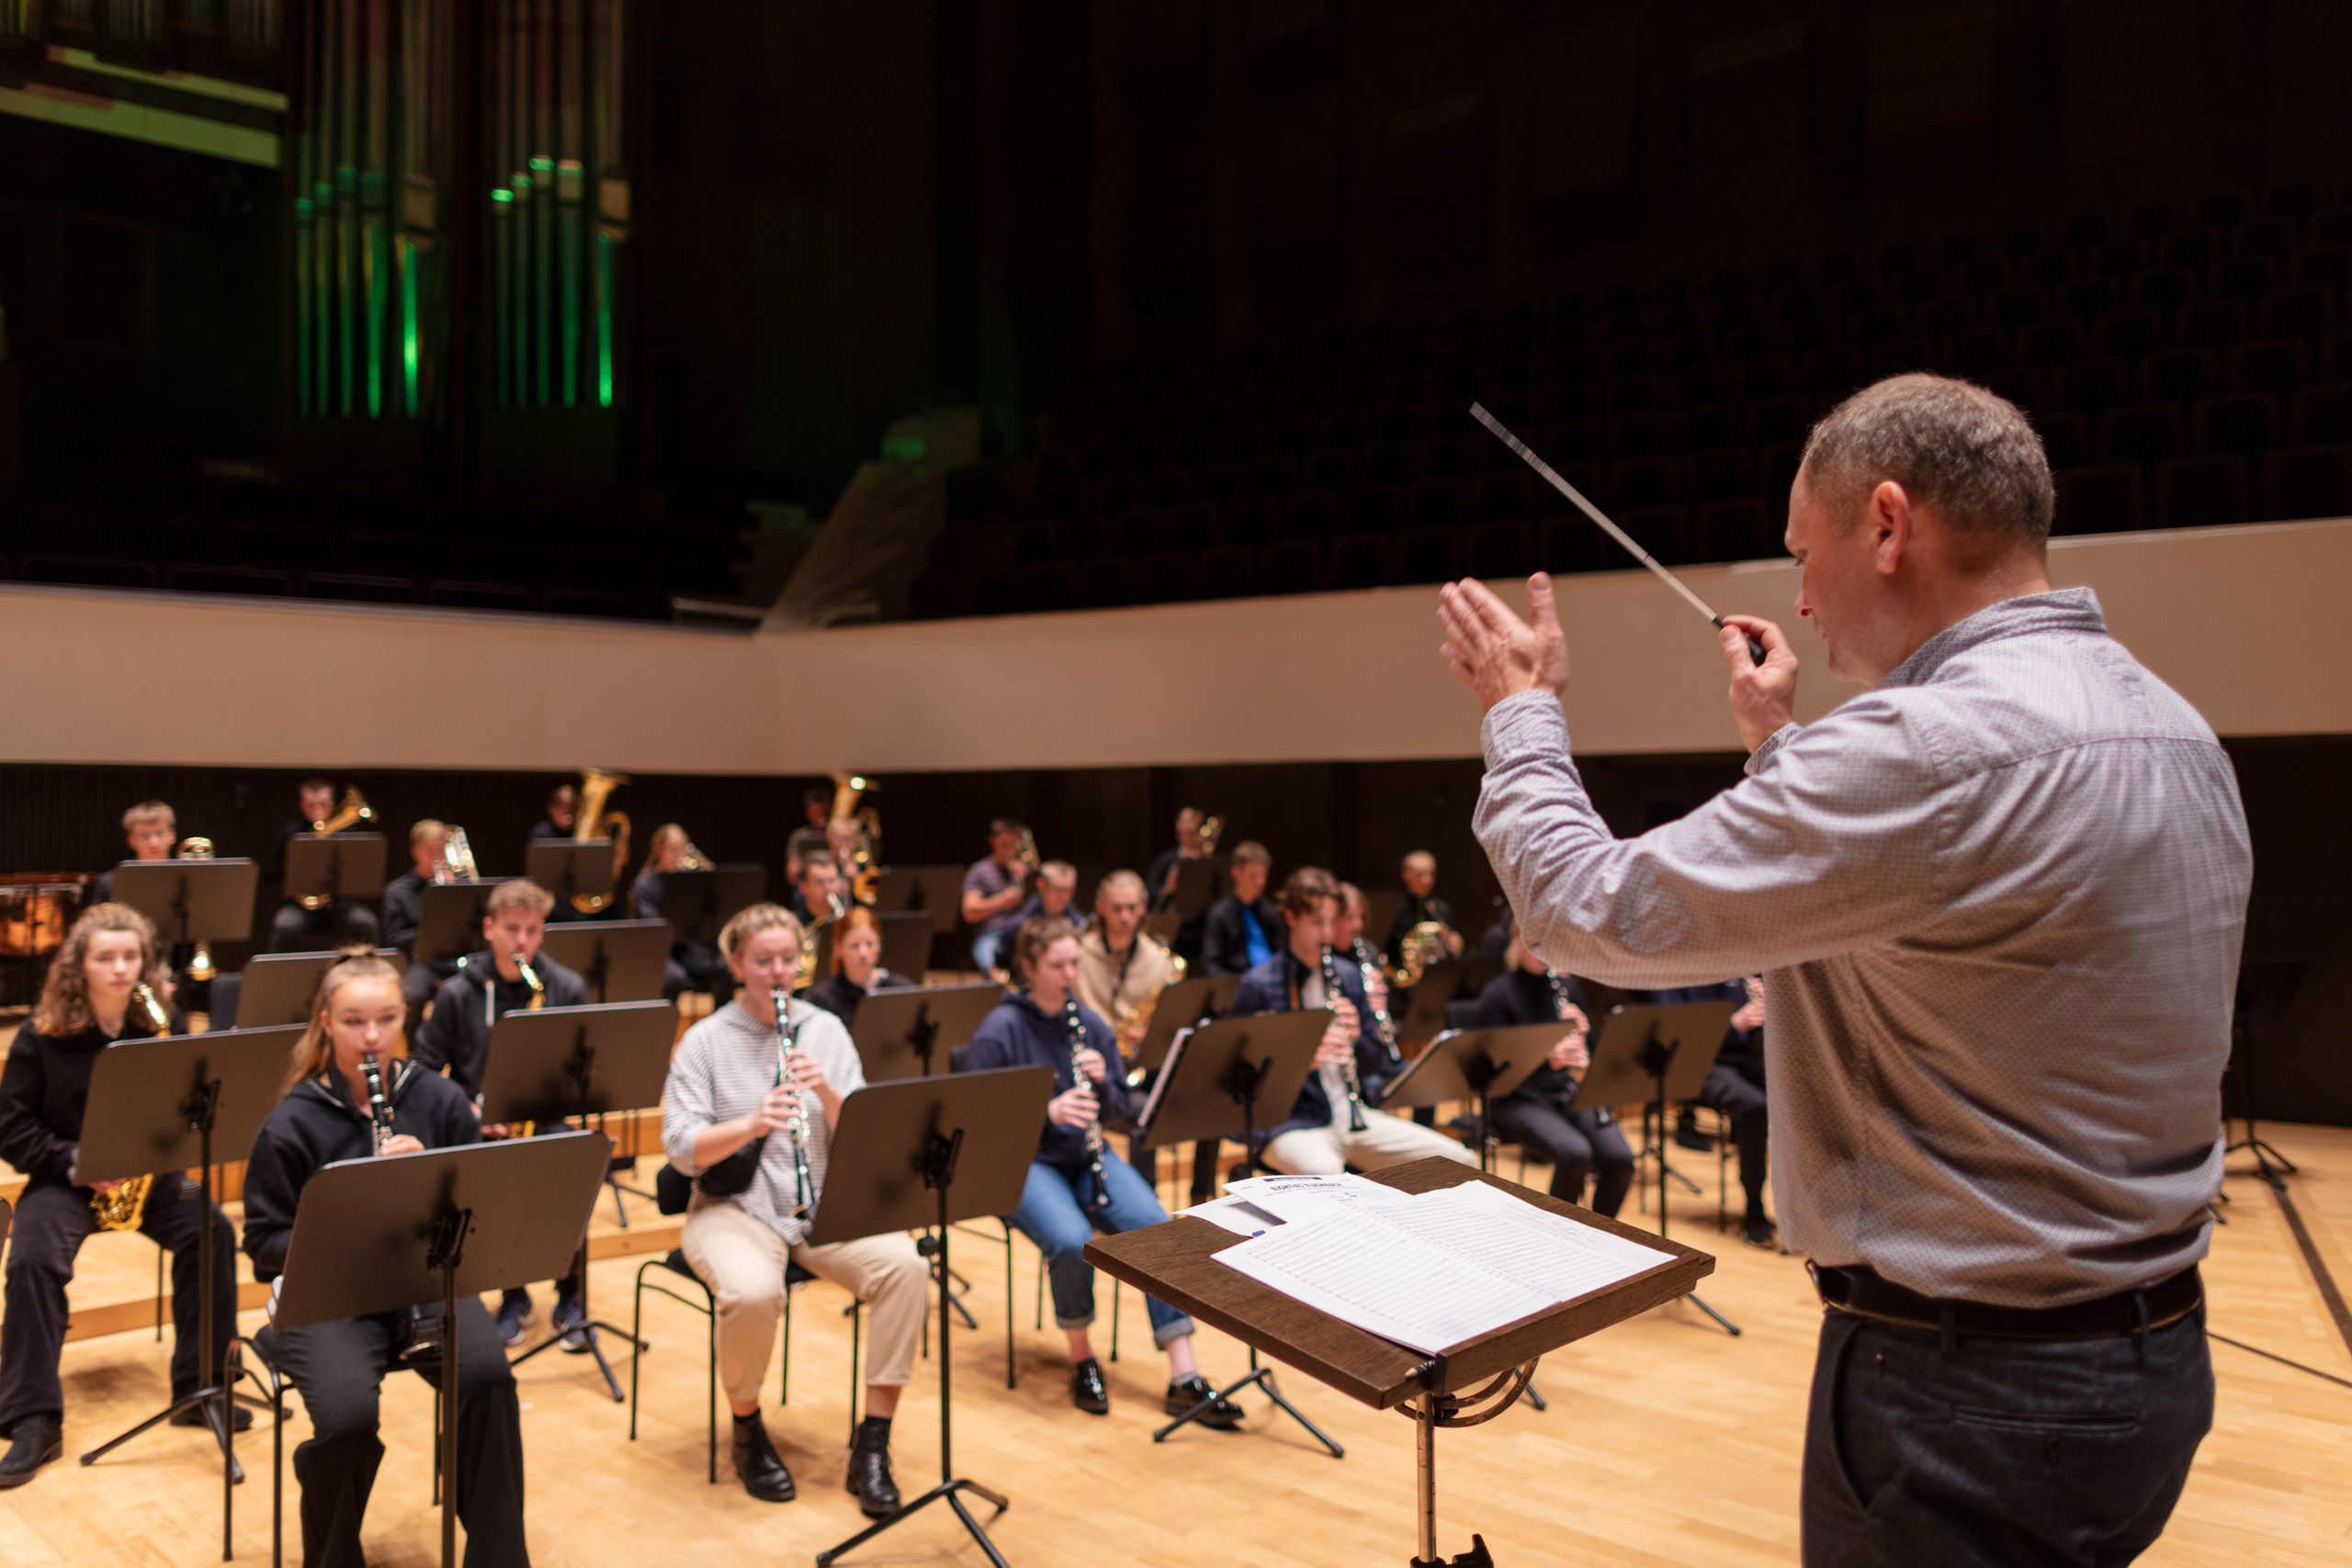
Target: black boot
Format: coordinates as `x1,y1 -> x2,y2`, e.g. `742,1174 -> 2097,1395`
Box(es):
1164,1373 -> 1245,1430
845,1416 -> 900,1518
0,1416 -> 62,1490
730,1412 -> 797,1502
1069,1357 -> 1110,1416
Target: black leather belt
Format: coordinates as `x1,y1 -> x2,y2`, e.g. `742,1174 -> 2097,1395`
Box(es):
1811,1262 -> 2202,1341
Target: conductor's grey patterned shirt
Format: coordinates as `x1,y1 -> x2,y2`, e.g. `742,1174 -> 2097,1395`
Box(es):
1476,588 -> 2250,1306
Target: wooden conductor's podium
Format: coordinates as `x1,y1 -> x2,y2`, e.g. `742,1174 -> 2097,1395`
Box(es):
1085,1156 -> 1715,1567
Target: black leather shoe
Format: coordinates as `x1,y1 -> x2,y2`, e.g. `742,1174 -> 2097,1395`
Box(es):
1164,1373 -> 1245,1431
169,1398 -> 254,1433
0,1416 -> 62,1490
1741,1211 -> 1778,1250
845,1422 -> 900,1518
1069,1357 -> 1110,1416
730,1415 -> 797,1503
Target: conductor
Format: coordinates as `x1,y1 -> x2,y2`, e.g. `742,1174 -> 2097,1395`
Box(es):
1438,373 -> 2251,1568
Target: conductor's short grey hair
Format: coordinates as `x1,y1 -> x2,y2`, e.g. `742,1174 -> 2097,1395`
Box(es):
1798,374 -> 2054,554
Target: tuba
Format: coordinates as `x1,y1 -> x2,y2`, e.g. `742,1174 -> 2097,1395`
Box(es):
176,837 -> 218,982
829,772 -> 884,906
92,984 -> 174,1232
570,769 -> 632,912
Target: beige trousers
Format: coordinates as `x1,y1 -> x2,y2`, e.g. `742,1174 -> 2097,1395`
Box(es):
1262,1108 -> 1479,1177
680,1198 -> 929,1407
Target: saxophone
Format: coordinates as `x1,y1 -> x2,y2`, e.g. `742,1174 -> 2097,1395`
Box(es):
514,948 -> 548,1010
1113,944 -> 1186,1050
177,838 -> 218,982
1318,947 -> 1372,1133
773,987 -> 814,1217
1064,996 -> 1111,1209
91,983 -> 174,1232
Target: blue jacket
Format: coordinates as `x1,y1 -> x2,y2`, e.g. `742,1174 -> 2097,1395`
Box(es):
965,990 -> 1129,1169
1228,949 -> 1393,1142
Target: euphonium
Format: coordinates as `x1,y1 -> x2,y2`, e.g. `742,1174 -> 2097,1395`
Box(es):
570,768 -> 632,912
177,837 -> 217,982
91,983 -> 174,1232
1063,996 -> 1111,1210
1318,945 -> 1373,1134
436,826 -> 481,884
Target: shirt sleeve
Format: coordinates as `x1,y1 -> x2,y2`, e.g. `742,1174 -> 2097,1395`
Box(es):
1474,687 -> 1955,987
238,1114 -> 307,1279
0,1034 -> 74,1181
963,1013 -> 1014,1074
660,1028 -> 718,1175
411,976 -> 460,1076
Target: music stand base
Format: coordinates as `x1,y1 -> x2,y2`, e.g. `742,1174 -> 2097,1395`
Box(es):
509,1318 -> 644,1403
2227,1133 -> 2296,1189
1152,1359 -> 1346,1457
78,1384 -> 254,1483
817,1477 -> 1012,1568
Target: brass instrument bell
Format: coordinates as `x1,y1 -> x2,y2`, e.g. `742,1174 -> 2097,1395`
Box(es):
176,837 -> 217,982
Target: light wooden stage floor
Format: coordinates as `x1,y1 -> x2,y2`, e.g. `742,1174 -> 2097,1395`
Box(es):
5,1125 -> 2351,1566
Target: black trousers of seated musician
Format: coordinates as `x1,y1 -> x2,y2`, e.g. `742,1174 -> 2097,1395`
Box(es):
1488,1096 -> 1634,1215
268,899 -> 382,954
263,1298 -> 527,1568
1698,1061 -> 1769,1217
0,1177 -> 237,1436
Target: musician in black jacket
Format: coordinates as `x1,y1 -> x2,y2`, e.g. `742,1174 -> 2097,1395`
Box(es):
632,824 -> 733,1003
87,799 -> 178,907
0,904 -> 239,1490
799,906 -> 914,1030
266,778 -> 382,953
1649,978 -> 1773,1248
411,879 -> 590,1344
531,784 -> 577,840
243,951 -> 529,1567
1199,841 -> 1283,977
1473,944 -> 1633,1215
380,819 -> 453,1028
1144,807 -> 1208,915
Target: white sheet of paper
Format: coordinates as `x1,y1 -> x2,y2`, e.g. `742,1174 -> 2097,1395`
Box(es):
1216,1204 -> 1556,1355
1380,1187 -> 1676,1303
1176,1196 -> 1287,1235
1438,1179 -> 1679,1272
1227,1172 -> 1415,1224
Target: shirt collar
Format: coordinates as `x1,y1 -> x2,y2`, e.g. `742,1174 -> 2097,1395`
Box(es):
1876,586 -> 2107,692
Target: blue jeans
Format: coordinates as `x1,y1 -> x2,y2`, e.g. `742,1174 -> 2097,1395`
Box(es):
1010,1149 -> 1193,1348
971,927 -> 1009,973
1803,1303 -> 2211,1566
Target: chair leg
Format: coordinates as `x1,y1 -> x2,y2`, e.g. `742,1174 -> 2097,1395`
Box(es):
707,1292 -> 718,1485
1110,1277 -> 1121,1363
1003,1226 -> 1017,1391
847,1302 -> 863,1450
154,1247 -> 164,1340
779,1278 -> 792,1405
629,1270 -> 646,1441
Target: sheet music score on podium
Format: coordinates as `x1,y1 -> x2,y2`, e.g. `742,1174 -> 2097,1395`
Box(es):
1088,1158 -> 1713,1568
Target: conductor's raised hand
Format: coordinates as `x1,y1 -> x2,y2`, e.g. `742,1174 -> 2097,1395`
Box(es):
1719,614 -> 1799,753
1438,573 -> 1569,713
1048,1083 -> 1101,1130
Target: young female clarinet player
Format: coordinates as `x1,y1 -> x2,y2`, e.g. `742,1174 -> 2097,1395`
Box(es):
0,904 -> 238,1489
965,917 -> 1245,1427
240,952 -> 531,1568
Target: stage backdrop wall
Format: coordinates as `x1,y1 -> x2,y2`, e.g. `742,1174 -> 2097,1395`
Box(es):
3,518 -> 2349,774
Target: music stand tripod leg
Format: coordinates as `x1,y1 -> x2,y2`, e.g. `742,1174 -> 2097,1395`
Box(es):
1151,1345 -> 1347,1457
1645,1049 -> 1739,1339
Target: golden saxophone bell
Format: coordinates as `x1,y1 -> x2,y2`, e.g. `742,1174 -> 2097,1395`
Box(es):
301,790 -> 376,908
93,983 -> 174,1232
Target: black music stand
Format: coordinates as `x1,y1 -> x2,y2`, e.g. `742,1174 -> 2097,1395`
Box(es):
526,840 -> 616,915
1576,1000 -> 1739,1337
850,982 -> 1003,1080
1394,959 -> 1467,1054
478,1000 -> 676,1401
74,1024 -> 305,1560
539,919 -> 670,1003
226,948 -> 404,1029
872,864 -> 970,923
873,909 -> 935,979
111,859 -> 259,961
1376,1023 -> 1555,1170
413,881 -> 505,966
1123,975 -> 1240,1085
1130,1010 -> 1340,1453
658,865 -> 767,948
282,832 -> 387,910
809,1067 -> 1054,1568
272,1133 -> 611,1568
1168,857 -> 1228,920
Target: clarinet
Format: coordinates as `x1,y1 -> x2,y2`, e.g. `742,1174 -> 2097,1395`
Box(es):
1353,936 -> 1404,1062
773,987 -> 815,1218
1319,946 -> 1373,1133
1547,970 -> 1606,1124
360,1052 -> 395,1154
1063,996 -> 1111,1210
